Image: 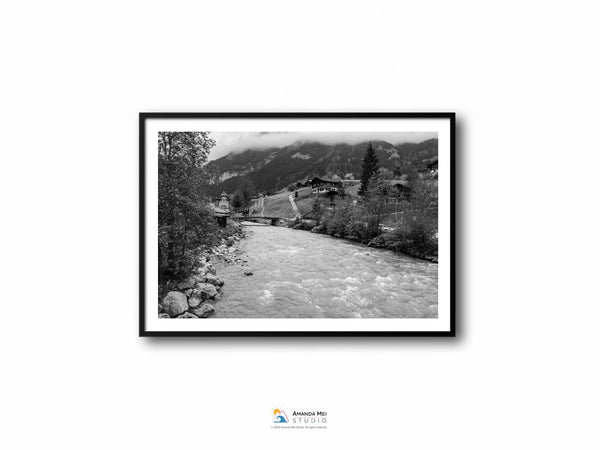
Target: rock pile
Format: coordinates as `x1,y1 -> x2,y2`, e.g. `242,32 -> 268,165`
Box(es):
211,233 -> 249,267
158,257 -> 224,319
158,224 -> 249,319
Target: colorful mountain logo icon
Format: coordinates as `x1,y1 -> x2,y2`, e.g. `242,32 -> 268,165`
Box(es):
273,409 -> 289,423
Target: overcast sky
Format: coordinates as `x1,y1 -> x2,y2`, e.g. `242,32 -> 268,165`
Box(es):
207,131 -> 437,160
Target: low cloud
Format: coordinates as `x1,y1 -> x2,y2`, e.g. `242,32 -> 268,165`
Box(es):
207,131 -> 436,160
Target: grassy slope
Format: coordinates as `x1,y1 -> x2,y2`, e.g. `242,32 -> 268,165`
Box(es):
290,188 -> 315,216
262,191 -> 296,218
295,197 -> 316,216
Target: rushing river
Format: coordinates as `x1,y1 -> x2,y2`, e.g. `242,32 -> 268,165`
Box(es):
213,224 -> 438,318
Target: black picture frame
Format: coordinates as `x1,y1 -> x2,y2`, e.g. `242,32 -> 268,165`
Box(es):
140,112 -> 456,337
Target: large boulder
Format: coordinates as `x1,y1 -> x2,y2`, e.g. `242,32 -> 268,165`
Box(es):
196,282 -> 217,300
161,291 -> 189,317
188,297 -> 202,308
185,289 -> 204,308
177,277 -> 196,290
191,303 -> 216,318
204,273 -> 224,287
177,312 -> 198,318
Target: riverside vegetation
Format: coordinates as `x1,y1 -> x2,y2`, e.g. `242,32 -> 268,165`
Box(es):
291,143 -> 438,262
157,131 -> 247,318
305,175 -> 437,262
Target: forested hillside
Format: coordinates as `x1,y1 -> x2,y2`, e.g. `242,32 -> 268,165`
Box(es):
206,139 -> 437,197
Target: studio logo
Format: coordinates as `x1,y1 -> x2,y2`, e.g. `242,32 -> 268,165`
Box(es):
273,409 -> 289,423
271,408 -> 328,429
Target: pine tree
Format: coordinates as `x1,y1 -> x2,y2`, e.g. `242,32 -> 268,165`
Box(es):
359,142 -> 379,196
238,177 -> 257,206
231,191 -> 243,208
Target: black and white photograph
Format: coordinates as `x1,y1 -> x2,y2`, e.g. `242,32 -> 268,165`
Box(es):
140,113 -> 454,335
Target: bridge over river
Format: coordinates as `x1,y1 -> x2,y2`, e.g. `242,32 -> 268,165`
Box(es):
231,215 -> 292,226
212,208 -> 291,227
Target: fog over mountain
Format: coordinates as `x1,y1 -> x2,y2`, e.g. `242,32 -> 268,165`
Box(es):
208,131 -> 437,160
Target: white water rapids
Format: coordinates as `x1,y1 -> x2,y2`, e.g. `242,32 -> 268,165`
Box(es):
213,225 -> 438,318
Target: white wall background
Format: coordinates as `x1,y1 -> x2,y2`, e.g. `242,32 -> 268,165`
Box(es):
1,1 -> 599,449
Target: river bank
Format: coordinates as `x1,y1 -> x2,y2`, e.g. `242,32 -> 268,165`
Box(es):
157,222 -> 246,318
290,221 -> 438,263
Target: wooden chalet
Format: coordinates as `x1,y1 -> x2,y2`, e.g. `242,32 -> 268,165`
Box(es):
310,176 -> 343,194
383,179 -> 411,204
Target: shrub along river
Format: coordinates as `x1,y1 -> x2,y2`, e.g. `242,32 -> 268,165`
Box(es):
213,224 -> 438,318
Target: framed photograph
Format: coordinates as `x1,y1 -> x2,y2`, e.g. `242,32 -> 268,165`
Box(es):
140,113 -> 455,336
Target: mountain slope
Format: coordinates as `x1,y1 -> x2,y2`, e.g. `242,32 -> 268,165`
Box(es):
207,139 -> 437,196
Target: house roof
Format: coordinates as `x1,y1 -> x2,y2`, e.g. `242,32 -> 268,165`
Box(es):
220,191 -> 229,197
310,176 -> 342,184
